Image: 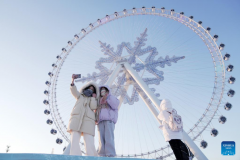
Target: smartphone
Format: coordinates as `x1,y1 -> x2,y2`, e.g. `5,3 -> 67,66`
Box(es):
74,74 -> 81,79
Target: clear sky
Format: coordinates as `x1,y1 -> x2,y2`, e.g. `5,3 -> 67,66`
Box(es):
0,0 -> 239,160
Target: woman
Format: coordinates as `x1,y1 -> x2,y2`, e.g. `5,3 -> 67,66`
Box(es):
96,85 -> 119,157
63,74 -> 99,156
157,99 -> 190,160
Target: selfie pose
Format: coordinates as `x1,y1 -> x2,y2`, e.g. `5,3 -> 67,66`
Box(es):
96,85 -> 119,157
158,99 -> 192,160
63,74 -> 99,156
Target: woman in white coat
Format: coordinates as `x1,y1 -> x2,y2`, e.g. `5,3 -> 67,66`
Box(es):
63,74 -> 99,156
158,99 -> 190,160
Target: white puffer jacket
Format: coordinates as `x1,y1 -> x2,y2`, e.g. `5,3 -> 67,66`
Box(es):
67,81 -> 99,136
157,99 -> 183,142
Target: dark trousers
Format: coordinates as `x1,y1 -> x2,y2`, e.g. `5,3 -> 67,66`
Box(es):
169,139 -> 189,160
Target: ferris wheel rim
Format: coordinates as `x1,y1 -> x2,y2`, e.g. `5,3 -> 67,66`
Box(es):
45,7 -> 226,158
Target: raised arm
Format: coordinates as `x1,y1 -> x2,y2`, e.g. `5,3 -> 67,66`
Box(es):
70,84 -> 81,100
70,74 -> 81,100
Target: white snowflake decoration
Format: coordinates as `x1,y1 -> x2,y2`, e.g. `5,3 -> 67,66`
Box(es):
77,28 -> 185,105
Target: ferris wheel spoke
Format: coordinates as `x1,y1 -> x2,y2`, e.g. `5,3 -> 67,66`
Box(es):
55,97 -> 74,104
159,84 -> 208,114
160,76 -> 214,84
157,26 -> 183,49
161,84 -> 212,111
164,35 -> 197,55
163,81 -> 213,88
159,89 -> 213,109
161,84 -> 214,102
165,72 -> 213,78
163,66 -> 213,73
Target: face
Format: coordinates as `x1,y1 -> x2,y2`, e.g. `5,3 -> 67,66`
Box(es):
100,87 -> 108,96
89,86 -> 94,92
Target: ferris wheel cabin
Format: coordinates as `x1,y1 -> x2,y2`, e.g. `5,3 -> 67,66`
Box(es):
210,128 -> 218,137
56,138 -> 63,144
44,90 -> 49,95
224,53 -> 230,60
219,116 -> 227,124
44,109 -> 50,115
213,35 -> 218,41
50,129 -> 57,135
68,41 -> 72,46
227,64 -> 234,72
45,81 -> 51,86
227,89 -> 235,97
200,140 -> 208,149
206,27 -> 211,33
48,72 -> 53,77
56,55 -> 62,60
46,119 -> 53,125
228,76 -> 236,84
43,100 -> 49,105
219,43 -> 225,51
161,7 -> 165,13
224,102 -> 232,110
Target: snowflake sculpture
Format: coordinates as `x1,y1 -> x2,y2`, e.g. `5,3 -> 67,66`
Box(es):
76,28 -> 185,105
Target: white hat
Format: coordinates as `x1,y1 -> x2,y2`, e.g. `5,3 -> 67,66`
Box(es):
160,99 -> 173,113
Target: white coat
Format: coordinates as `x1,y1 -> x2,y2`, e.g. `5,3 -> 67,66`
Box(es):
67,81 -> 99,136
157,99 -> 183,142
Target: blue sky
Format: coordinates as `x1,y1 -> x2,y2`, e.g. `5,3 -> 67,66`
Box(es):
0,0 -> 239,160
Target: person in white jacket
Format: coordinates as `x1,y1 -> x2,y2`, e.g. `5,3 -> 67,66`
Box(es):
63,74 -> 99,156
158,99 -> 190,160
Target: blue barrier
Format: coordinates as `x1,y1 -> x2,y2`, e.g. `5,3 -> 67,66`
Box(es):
0,153 -> 143,160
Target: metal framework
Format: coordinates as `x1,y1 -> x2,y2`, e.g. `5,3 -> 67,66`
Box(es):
44,8 -> 228,159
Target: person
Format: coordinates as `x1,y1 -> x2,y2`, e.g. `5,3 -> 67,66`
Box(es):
157,99 -> 191,160
96,85 -> 119,157
63,74 -> 99,156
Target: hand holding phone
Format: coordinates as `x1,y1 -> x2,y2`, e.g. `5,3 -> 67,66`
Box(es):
72,74 -> 81,79
71,74 -> 81,85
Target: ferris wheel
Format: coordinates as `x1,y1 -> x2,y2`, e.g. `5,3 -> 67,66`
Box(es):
43,7 -> 235,159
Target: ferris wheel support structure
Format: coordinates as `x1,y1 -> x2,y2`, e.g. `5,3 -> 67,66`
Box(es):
118,81 -> 131,110
105,62 -> 208,160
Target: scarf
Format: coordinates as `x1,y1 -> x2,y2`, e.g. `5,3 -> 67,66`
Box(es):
96,97 -> 109,123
